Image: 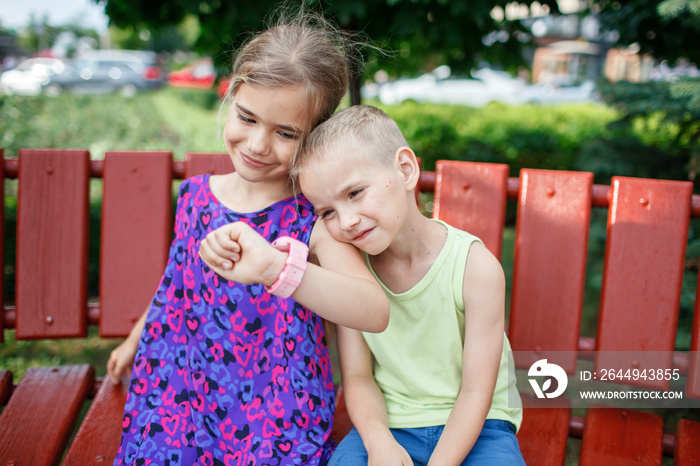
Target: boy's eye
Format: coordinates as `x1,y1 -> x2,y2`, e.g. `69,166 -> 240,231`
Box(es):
349,188 -> 364,198
319,209 -> 336,220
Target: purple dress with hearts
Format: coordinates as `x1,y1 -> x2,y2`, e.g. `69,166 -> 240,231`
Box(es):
114,174 -> 335,466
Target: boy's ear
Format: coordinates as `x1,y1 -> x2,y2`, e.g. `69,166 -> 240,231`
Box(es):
394,147 -> 420,191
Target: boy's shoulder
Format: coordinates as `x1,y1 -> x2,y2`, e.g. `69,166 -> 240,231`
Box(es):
435,219 -> 482,247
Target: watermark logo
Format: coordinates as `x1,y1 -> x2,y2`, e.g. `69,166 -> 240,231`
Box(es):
528,359 -> 568,398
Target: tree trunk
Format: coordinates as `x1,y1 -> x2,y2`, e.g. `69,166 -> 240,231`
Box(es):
349,60 -> 362,106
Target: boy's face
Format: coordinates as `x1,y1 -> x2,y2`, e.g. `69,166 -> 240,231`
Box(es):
299,150 -> 409,255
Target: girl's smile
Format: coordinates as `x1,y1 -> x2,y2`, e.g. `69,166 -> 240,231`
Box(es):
239,151 -> 272,169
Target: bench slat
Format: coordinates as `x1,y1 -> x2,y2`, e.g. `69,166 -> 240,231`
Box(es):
433,161 -> 508,259
508,169 -> 593,374
674,418 -> 700,466
0,365 -> 94,466
329,385 -> 353,444
687,283 -> 700,398
580,404 -> 663,465
61,378 -> 128,465
16,149 -> 90,338
517,394 -> 571,466
185,152 -> 234,178
0,369 -> 11,406
0,148 -> 4,342
596,177 -> 692,391
100,151 -> 173,337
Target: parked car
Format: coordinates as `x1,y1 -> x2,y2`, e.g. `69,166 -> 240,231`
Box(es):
0,57 -> 67,96
167,58 -> 217,89
43,50 -> 166,97
377,65 -> 528,107
523,80 -> 599,104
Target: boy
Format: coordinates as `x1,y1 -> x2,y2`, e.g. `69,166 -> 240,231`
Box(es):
293,105 -> 524,465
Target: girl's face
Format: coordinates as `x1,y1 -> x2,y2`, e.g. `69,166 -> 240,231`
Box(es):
224,83 -> 312,185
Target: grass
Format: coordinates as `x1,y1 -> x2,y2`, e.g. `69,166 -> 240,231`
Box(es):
0,88 -> 226,161
1,327 -> 120,382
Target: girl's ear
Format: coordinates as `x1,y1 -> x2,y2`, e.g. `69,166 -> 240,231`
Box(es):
394,147 -> 420,191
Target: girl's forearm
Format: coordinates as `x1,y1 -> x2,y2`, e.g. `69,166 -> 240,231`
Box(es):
291,263 -> 389,333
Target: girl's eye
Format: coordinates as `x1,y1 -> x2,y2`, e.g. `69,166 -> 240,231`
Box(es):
237,113 -> 255,124
279,131 -> 299,140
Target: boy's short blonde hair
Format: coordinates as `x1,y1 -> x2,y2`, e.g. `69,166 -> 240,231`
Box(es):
293,105 -> 409,176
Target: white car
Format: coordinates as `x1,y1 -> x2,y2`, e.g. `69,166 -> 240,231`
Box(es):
377,65 -> 528,107
523,80 -> 599,104
0,58 -> 66,96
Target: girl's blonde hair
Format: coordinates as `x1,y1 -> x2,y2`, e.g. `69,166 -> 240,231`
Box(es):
226,8 -> 354,131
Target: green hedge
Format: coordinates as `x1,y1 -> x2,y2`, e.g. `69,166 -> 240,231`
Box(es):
378,101 -> 619,175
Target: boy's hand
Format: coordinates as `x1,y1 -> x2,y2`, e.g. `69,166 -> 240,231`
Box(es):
199,221 -> 286,286
367,440 -> 413,466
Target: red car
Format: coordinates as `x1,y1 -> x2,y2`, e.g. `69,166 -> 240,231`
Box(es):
168,58 -> 216,89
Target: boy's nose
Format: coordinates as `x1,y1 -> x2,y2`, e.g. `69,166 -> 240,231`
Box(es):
339,211 -> 360,232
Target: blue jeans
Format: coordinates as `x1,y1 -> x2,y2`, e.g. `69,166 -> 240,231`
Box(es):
328,420 -> 525,466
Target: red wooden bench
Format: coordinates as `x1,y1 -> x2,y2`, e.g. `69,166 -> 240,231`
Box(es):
1,150 -> 699,465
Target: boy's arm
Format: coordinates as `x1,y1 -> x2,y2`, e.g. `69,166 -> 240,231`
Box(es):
428,241 -> 505,466
337,326 -> 413,466
198,221 -> 389,333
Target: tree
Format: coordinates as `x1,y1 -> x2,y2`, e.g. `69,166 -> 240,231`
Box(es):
96,0 -> 560,103
579,0 -> 700,188
594,0 -> 700,65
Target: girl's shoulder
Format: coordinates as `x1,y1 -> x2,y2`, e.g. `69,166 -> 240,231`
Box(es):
179,174 -> 210,193
174,174 -> 213,211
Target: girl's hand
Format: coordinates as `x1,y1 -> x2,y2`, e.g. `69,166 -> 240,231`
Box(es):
198,223 -> 243,269
199,221 -> 286,286
107,338 -> 138,385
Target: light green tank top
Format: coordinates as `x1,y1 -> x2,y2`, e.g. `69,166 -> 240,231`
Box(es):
362,220 -> 522,430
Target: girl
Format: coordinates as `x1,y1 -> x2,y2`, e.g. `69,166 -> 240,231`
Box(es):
108,11 -> 388,466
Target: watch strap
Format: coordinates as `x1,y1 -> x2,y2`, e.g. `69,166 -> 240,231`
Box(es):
265,236 -> 309,298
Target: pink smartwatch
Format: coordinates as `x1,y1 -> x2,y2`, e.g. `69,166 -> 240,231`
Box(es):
265,236 -> 309,298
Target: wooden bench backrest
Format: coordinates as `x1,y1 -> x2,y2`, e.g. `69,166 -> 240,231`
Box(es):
433,160 -> 509,259
596,177 -> 692,391
100,151 -> 173,337
8,150 -> 234,342
509,169 -> 593,374
3,152 -> 700,465
6,153 -> 700,376
16,149 -> 91,339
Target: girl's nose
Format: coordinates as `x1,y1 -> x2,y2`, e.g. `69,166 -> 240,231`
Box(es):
247,127 -> 269,155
